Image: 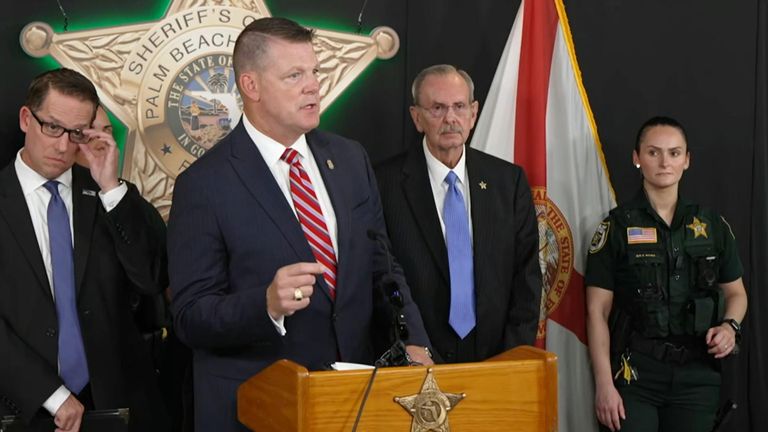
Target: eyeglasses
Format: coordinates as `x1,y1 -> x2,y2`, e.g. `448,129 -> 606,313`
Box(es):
418,102 -> 472,119
28,109 -> 90,144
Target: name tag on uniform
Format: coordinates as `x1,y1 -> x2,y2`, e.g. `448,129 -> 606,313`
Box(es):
627,227 -> 657,244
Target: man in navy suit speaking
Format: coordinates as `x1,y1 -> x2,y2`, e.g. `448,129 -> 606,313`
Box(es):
168,17 -> 433,431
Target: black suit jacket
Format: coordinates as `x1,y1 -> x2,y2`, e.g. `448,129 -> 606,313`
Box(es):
169,123 -> 430,432
0,162 -> 168,430
375,144 -> 541,362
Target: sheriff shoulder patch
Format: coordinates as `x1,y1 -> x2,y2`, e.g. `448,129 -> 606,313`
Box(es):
589,221 -> 611,254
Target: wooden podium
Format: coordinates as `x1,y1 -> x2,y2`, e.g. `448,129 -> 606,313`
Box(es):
238,346 -> 557,431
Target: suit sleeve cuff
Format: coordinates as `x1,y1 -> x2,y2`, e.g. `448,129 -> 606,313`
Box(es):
42,385 -> 71,416
269,312 -> 287,336
98,181 -> 128,212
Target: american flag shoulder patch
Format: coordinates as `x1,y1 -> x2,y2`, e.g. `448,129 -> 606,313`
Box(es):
626,227 -> 657,244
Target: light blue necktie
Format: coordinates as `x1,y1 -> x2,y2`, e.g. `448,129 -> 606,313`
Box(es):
44,181 -> 89,393
443,171 -> 476,339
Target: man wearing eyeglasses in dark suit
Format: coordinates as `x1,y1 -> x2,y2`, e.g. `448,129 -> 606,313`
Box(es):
375,64 -> 542,364
0,68 -> 168,431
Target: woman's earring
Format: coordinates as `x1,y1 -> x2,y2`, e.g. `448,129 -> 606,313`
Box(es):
635,163 -> 640,169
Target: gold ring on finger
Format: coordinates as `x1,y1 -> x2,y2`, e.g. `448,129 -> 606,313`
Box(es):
294,288 -> 304,301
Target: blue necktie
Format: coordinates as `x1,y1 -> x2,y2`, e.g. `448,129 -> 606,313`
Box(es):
443,171 -> 476,339
44,181 -> 89,393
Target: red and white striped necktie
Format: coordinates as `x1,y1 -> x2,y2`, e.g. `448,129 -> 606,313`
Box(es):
281,148 -> 337,299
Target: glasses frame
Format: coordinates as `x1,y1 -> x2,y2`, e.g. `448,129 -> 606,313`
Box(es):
417,102 -> 473,119
28,109 -> 90,144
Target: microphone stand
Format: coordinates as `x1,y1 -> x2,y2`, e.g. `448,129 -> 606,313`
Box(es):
352,294 -> 412,432
367,230 -> 411,367
374,274 -> 411,367
352,230 -> 411,432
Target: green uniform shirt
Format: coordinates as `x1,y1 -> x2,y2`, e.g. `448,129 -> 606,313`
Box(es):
586,189 -> 742,337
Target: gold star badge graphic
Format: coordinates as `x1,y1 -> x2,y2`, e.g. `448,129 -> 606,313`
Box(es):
20,0 -> 400,218
687,216 -> 708,239
394,368 -> 465,432
478,181 -> 487,190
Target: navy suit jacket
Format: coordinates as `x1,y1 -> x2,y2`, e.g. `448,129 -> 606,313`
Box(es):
375,144 -> 542,362
168,122 -> 430,431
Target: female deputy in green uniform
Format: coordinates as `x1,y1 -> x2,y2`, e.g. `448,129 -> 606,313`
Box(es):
585,116 -> 748,432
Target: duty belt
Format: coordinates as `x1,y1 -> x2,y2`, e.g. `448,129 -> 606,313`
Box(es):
629,336 -> 705,365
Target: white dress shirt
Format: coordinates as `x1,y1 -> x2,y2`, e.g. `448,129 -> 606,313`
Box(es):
242,115 -> 339,335
422,139 -> 473,240
14,150 -> 127,415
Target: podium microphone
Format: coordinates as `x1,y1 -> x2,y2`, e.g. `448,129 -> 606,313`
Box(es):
351,366 -> 378,432
352,230 -> 407,431
367,230 -> 410,366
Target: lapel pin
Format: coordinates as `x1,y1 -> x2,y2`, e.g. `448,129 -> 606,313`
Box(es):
479,181 -> 487,190
326,160 -> 335,170
82,189 -> 97,197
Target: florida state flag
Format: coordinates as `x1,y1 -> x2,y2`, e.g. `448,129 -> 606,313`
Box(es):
471,1 -> 615,430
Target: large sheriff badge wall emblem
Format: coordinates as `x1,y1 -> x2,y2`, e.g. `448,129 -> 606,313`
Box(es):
20,0 -> 400,218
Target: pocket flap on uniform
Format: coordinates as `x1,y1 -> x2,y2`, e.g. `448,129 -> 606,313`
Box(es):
691,296 -> 717,334
685,244 -> 716,259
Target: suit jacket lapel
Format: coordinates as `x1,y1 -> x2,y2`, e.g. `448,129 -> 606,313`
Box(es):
71,165 -> 98,295
0,164 -> 52,300
306,131 -> 342,303
402,144 -> 450,283
227,122 -> 319,275
466,149 -> 495,325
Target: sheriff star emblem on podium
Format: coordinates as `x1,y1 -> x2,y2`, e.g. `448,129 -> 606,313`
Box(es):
20,0 -> 400,218
395,368 -> 465,432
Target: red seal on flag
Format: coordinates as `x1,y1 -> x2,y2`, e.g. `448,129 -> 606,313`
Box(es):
532,187 -> 574,340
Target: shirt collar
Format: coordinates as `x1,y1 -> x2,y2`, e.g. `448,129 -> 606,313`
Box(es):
626,188 -> 652,209
422,138 -> 468,187
14,149 -> 72,196
242,114 -> 309,166
628,187 -> 693,228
